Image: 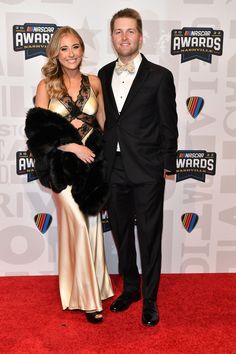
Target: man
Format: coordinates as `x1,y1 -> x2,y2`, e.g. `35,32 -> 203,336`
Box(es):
98,8 -> 178,326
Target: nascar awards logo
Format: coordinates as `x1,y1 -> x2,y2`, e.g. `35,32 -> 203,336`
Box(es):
176,150 -> 216,182
16,151 -> 37,182
171,27 -> 223,63
13,23 -> 58,59
101,210 -> 111,233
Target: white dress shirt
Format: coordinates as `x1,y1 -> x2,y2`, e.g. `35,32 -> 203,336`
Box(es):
112,53 -> 142,152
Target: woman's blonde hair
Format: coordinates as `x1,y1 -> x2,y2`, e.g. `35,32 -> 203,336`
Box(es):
42,26 -> 85,98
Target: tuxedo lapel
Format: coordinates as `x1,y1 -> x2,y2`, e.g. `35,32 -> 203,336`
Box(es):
120,55 -> 150,116
103,61 -> 119,117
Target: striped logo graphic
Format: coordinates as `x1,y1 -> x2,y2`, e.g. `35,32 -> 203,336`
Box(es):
34,213 -> 52,234
186,96 -> 204,118
181,213 -> 198,233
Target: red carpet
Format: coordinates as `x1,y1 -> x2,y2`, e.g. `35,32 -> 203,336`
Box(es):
0,274 -> 235,354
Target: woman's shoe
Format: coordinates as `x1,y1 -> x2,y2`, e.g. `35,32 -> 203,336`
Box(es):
85,311 -> 103,324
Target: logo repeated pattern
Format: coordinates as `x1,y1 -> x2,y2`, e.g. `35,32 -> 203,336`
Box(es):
176,150 -> 217,182
0,2 -> 231,276
13,23 -> 58,59
34,214 -> 52,234
186,97 -> 204,118
171,27 -> 224,63
16,151 -> 38,182
181,213 -> 199,233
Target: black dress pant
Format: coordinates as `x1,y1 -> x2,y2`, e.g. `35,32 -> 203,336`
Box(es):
107,154 -> 165,301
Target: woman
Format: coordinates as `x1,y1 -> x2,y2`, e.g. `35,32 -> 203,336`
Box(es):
25,26 -> 113,323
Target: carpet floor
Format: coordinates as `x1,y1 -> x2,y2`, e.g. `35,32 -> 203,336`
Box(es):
0,274 -> 235,354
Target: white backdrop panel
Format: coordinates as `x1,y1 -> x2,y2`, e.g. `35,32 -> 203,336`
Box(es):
0,0 -> 235,275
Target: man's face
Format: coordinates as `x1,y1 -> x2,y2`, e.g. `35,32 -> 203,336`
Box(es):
111,17 -> 143,62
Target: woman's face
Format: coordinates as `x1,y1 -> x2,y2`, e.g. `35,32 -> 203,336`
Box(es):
57,33 -> 83,71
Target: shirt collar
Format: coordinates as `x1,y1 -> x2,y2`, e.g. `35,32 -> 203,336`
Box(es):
132,53 -> 142,71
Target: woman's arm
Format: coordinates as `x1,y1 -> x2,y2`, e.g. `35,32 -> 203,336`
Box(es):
58,143 -> 95,164
35,79 -> 50,108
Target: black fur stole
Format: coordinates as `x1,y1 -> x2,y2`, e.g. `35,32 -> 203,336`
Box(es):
25,107 -> 108,215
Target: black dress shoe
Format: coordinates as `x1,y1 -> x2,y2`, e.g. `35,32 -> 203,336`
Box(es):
85,311 -> 103,324
110,291 -> 141,312
142,300 -> 159,326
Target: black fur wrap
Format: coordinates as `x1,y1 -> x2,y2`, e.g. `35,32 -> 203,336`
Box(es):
25,107 -> 108,215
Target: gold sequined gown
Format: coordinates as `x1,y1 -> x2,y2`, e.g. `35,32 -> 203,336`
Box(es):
49,74 -> 113,311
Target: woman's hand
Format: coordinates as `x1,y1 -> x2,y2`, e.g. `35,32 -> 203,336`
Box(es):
58,143 -> 95,164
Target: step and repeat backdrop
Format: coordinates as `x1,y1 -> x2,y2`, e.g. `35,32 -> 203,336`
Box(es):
1,0 -> 235,276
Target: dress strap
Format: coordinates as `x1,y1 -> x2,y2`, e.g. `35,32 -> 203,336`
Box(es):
78,74 -> 90,111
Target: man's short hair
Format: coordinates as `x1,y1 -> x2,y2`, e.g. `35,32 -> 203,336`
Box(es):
110,8 -> 143,34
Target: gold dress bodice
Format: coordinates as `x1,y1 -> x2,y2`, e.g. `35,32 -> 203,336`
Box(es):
49,74 -> 98,142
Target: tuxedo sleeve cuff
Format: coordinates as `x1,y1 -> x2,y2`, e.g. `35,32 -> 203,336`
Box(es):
164,154 -> 177,174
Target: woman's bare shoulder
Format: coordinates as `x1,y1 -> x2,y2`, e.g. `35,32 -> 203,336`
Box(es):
87,74 -> 101,94
35,79 -> 49,108
37,79 -> 47,90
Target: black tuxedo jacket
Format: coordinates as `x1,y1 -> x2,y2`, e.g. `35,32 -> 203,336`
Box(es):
98,54 -> 178,184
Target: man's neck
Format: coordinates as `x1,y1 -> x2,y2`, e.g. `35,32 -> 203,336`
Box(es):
118,52 -> 140,64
